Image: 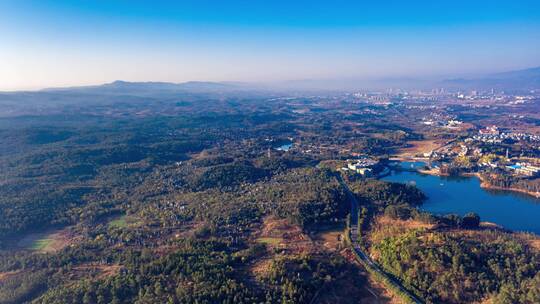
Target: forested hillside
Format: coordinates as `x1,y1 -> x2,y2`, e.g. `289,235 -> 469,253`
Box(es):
0,93 -> 538,304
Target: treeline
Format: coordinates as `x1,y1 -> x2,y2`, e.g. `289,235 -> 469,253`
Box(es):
0,236 -> 353,303
349,179 -> 426,212
373,229 -> 540,303
481,173 -> 540,193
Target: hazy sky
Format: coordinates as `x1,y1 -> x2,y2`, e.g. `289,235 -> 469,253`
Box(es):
1,0 -> 540,90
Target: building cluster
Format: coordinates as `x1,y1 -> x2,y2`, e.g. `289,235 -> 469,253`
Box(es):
506,163 -> 540,177
473,126 -> 540,144
455,90 -> 536,103
342,158 -> 379,176
431,135 -> 540,178
479,125 -> 500,135
420,113 -> 463,129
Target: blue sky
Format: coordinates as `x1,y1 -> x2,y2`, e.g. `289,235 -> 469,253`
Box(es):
1,0 -> 539,89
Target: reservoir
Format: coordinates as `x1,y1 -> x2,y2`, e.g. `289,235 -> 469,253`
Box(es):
382,162 -> 540,234
275,142 -> 293,151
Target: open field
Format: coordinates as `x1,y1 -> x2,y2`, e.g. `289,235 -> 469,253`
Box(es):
314,228 -> 343,251
15,227 -> 79,253
107,214 -> 144,229
30,238 -> 54,250
256,237 -> 282,246
395,139 -> 446,158
254,216 -> 316,255
108,216 -> 128,228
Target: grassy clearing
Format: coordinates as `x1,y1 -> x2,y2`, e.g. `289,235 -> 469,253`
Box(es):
256,237 -> 282,245
15,227 -> 76,252
108,216 -> 128,228
31,238 -> 53,250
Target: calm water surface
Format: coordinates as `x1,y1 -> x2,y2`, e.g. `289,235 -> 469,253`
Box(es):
275,142 -> 293,151
382,162 -> 540,234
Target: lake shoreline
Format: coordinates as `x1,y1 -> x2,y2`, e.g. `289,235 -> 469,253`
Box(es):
383,161 -> 540,234
474,173 -> 540,199
394,161 -> 540,199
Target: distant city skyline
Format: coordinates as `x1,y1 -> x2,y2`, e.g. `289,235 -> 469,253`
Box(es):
1,0 -> 540,90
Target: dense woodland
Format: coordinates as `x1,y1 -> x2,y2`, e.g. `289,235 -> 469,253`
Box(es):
373,229 -> 540,303
0,92 -> 538,303
480,172 -> 540,193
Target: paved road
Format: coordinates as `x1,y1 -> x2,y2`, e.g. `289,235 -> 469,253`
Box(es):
336,175 -> 423,304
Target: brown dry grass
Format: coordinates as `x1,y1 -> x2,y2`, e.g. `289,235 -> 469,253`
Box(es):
313,229 -> 343,252
70,264 -> 123,280
362,276 -> 407,304
368,215 -> 436,260
255,216 -> 316,255
527,238 -> 540,251
41,229 -> 81,252
396,139 -> 445,157
250,258 -> 273,278
248,216 -> 316,279
369,215 -> 434,244
377,216 -> 435,230
0,271 -> 21,283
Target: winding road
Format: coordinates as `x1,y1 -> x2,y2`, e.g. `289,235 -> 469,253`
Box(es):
336,174 -> 424,304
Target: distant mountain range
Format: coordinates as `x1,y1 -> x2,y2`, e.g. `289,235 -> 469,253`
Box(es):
442,67 -> 540,91
0,80 -> 264,111
42,80 -> 245,95
3,66 -> 540,97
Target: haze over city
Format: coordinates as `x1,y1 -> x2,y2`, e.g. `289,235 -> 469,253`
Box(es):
1,0 -> 540,90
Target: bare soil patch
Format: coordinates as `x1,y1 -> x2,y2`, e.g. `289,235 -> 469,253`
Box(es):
69,264 -> 123,280
396,139 -> 445,158
0,271 -> 22,283
255,216 -> 316,255
313,229 -> 343,252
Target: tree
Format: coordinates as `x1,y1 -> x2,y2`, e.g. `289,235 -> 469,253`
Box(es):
461,213 -> 480,229
357,207 -> 368,244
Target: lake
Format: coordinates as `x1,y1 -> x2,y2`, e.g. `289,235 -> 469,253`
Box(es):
382,162 -> 540,234
275,142 -> 293,151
